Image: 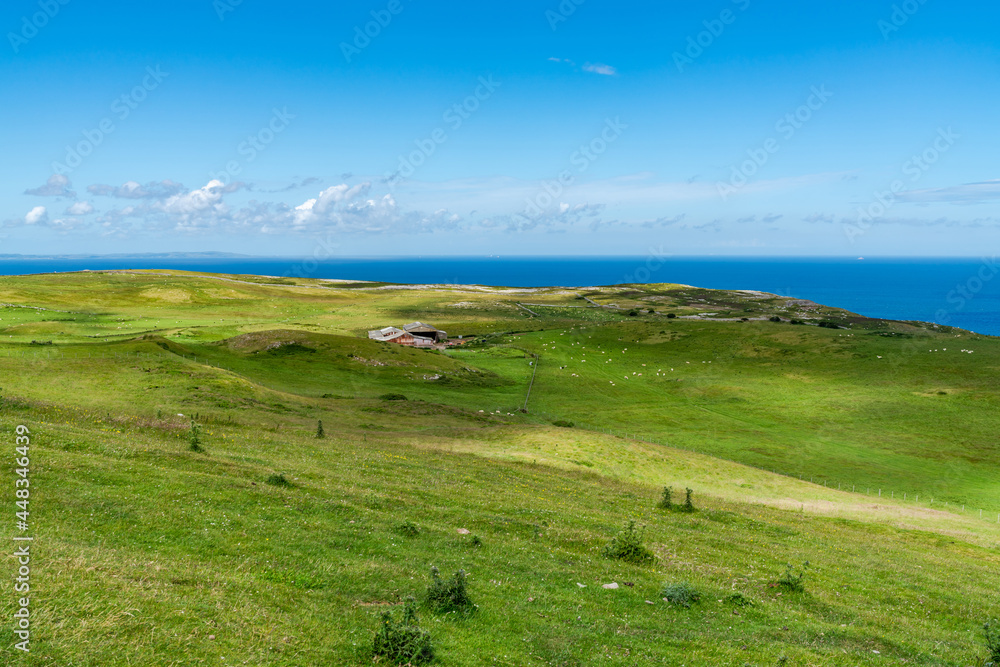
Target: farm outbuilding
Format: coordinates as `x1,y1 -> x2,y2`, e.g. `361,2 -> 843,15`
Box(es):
367,322 -> 447,347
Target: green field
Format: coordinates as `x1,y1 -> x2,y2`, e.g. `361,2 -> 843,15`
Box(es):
1,270 -> 998,665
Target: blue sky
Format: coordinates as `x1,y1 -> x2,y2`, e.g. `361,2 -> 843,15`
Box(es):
2,0 -> 998,256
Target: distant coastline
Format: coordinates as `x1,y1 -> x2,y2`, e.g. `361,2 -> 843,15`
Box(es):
1,256 -> 996,336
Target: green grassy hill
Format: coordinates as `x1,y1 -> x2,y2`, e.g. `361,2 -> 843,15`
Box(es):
0,270 -> 997,666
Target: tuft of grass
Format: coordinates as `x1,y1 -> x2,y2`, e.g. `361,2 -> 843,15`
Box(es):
426,567 -> 476,615
661,581 -> 701,608
725,592 -> 753,607
601,520 -> 656,565
372,597 -> 434,665
552,419 -> 574,428
265,473 -> 293,488
396,521 -> 421,537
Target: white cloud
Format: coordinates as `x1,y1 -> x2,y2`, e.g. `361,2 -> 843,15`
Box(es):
66,201 -> 95,216
25,206 -> 48,225
582,63 -> 618,76
896,179 -> 1000,204
87,179 -> 186,199
25,174 -> 75,198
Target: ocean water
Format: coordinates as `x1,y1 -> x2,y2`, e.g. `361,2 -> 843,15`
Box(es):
1,256 -> 997,336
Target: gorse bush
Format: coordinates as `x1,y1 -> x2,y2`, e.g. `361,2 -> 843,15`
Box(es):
658,486 -> 673,510
601,520 -> 656,564
372,597 -> 433,665
426,567 -> 476,615
661,581 -> 701,608
777,561 -> 810,592
985,618 -> 1000,666
379,393 -> 408,401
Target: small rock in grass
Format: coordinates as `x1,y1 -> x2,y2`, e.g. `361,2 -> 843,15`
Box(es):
603,583 -> 619,590
457,528 -> 470,535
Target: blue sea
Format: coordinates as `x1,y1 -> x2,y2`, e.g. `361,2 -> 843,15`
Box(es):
1,256 -> 998,336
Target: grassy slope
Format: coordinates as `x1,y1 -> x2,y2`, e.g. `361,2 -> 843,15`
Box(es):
0,271 -> 998,665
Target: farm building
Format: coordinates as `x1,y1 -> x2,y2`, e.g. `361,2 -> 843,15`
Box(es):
403,322 -> 448,342
368,322 -> 447,347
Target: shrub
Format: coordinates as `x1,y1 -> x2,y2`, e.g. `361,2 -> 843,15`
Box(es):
601,521 -> 656,565
627,310 -> 639,317
818,320 -> 842,329
552,419 -> 574,428
985,618 -> 1000,666
667,313 -> 677,319
396,521 -> 420,537
657,486 -> 673,510
683,487 -> 695,512
188,420 -> 203,452
426,567 -> 476,615
769,316 -> 782,323
777,561 -> 809,592
315,419 -> 325,439
661,581 -> 701,608
266,473 -> 293,488
372,597 -> 434,665
380,393 -> 408,401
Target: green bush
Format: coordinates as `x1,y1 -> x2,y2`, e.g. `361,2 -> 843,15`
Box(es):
985,618 -> 1000,666
661,582 -> 701,608
315,419 -> 325,439
657,486 -> 673,510
426,567 -> 476,615
188,420 -> 203,452
667,313 -> 677,319
683,487 -> 696,512
372,597 -> 434,665
601,521 -> 656,565
552,419 -> 575,428
769,316 -> 782,323
379,393 -> 408,401
627,310 -> 639,317
777,561 -> 809,592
